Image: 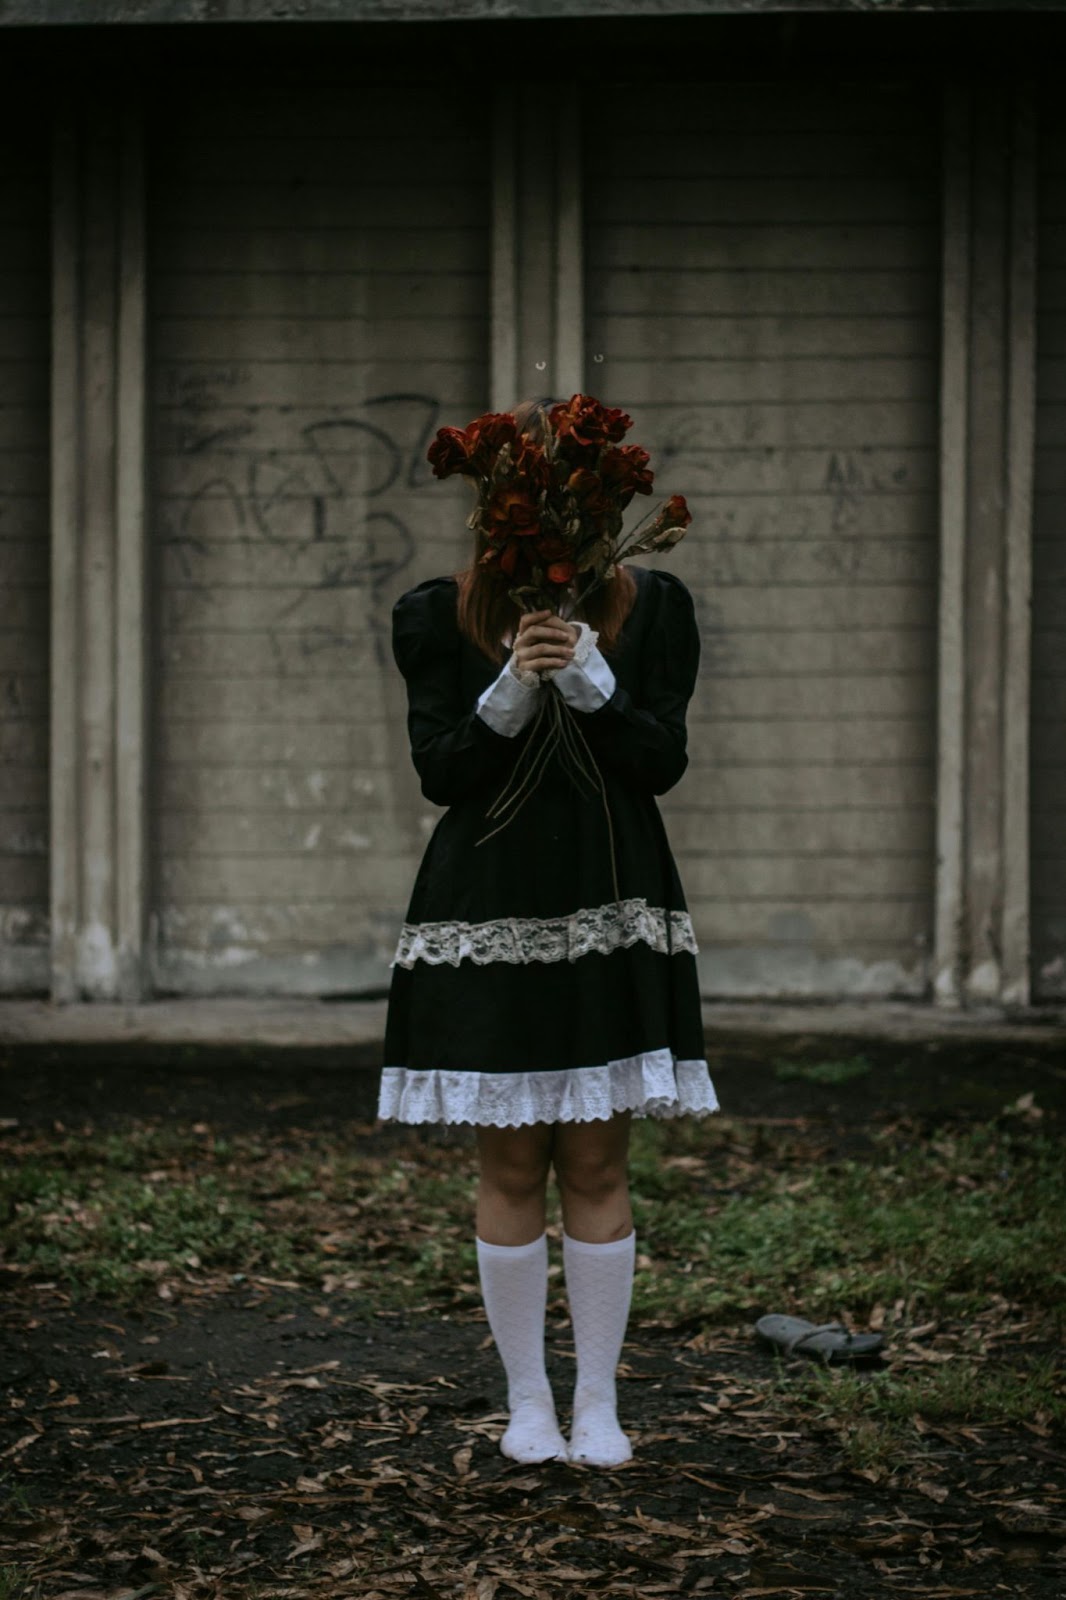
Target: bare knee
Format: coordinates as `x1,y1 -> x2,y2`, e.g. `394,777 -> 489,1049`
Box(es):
486,1157 -> 551,1208
477,1126 -> 552,1205
552,1114 -> 632,1241
554,1147 -> 628,1208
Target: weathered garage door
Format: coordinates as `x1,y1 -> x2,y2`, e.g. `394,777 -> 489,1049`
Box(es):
0,125 -> 49,994
586,81 -> 940,997
150,80 -> 489,994
1033,102 -> 1066,1001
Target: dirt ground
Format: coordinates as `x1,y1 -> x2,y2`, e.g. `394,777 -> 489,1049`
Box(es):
1,1033 -> 1064,1600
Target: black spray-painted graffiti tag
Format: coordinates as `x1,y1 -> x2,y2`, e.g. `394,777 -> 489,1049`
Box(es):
164,390 -> 448,668
168,391 -> 444,585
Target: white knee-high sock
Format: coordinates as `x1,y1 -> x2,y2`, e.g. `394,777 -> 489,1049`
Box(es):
563,1229 -> 636,1467
476,1233 -> 567,1463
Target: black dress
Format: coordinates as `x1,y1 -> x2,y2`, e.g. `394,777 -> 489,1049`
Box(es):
378,561 -> 719,1128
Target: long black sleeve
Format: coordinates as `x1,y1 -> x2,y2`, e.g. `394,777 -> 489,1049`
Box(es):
392,578 -> 520,808
570,570 -> 700,797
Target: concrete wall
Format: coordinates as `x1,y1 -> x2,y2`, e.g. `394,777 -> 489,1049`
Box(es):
148,78 -> 490,993
7,29 -> 1052,1008
0,123 -> 50,994
1034,101 -> 1066,1000
586,80 -> 940,997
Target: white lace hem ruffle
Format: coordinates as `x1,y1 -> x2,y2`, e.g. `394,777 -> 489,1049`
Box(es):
377,1049 -> 719,1128
391,896 -> 699,969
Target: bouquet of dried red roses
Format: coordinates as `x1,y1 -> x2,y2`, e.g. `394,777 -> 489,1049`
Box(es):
429,393 -> 691,611
428,394 -> 692,891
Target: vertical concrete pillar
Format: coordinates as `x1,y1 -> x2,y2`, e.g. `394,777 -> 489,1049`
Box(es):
50,97 -> 148,1001
490,82 -> 584,411
936,84 -> 1035,1008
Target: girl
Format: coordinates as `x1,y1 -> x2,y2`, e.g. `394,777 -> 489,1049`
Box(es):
378,400 -> 718,1467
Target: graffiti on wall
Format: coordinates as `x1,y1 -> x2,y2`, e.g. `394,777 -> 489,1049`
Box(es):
162,384 -> 442,670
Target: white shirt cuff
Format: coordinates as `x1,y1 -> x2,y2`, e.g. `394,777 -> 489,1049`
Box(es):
475,657 -> 541,736
544,621 -> 617,712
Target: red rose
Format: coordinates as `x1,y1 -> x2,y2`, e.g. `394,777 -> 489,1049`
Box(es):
533,532 -> 570,562
626,493 -> 693,555
512,440 -> 552,494
466,411 -> 519,473
664,493 -> 691,529
566,467 -> 611,519
546,560 -> 577,585
549,393 -> 633,451
427,425 -> 475,479
600,444 -> 654,505
482,537 -> 531,579
487,486 -> 541,540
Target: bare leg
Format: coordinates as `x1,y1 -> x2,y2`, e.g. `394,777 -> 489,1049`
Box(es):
475,1121 -> 554,1245
553,1110 -> 633,1243
553,1112 -> 636,1466
474,1122 -> 566,1462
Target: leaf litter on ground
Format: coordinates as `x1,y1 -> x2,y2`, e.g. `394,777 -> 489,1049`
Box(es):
0,1065 -> 1063,1598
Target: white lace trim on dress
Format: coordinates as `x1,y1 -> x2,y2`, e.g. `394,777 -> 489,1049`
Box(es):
377,1050 -> 719,1128
390,896 -> 699,969
478,620 -> 613,732
547,627 -> 617,711
543,617 -> 598,673
506,618 -> 602,690
476,658 -> 541,736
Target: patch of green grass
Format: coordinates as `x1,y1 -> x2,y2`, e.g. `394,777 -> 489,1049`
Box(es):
774,1352 -> 1066,1473
627,1119 -> 1066,1327
773,1054 -> 873,1086
2,1158 -> 289,1305
0,1479 -> 34,1520
5,1099 -> 1062,1485
4,1113 -> 1064,1361
0,1568 -> 43,1600
0,1125 -> 483,1308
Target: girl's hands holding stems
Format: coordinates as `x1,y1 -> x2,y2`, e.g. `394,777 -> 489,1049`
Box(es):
512,610 -> 580,678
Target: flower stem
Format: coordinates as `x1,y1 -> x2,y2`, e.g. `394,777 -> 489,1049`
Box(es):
482,693 -> 551,821
476,697 -> 561,843
475,682 -> 623,909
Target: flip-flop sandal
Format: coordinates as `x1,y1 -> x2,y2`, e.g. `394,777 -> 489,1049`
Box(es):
754,1314 -> 885,1365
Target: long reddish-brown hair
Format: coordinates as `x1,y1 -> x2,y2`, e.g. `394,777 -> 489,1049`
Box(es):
452,396 -> 638,665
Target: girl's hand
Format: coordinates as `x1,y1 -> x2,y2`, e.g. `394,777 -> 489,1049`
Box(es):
512,610 -> 579,676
